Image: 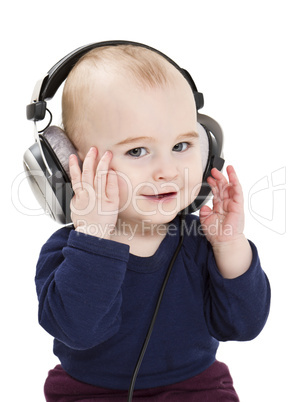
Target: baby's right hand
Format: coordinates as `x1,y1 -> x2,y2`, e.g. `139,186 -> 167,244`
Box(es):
69,147 -> 119,239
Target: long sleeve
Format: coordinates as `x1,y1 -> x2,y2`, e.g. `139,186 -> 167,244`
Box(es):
35,227 -> 130,350
34,215 -> 271,390
203,240 -> 271,342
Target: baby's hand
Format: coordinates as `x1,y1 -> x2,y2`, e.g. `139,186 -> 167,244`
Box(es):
69,147 -> 119,239
199,165 -> 245,245
199,166 -> 252,278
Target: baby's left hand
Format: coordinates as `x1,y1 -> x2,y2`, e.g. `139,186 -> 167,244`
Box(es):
199,165 -> 245,246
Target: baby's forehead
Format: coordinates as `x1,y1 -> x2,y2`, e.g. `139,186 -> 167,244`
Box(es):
62,46 -> 196,154
68,45 -> 184,93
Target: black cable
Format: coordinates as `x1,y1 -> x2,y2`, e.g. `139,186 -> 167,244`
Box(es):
127,213 -> 185,402
38,108 -> 53,133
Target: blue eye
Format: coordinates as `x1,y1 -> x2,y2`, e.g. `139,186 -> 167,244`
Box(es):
173,142 -> 189,152
127,147 -> 147,157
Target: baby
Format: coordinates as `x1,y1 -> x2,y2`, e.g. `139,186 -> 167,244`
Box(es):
35,44 -> 270,401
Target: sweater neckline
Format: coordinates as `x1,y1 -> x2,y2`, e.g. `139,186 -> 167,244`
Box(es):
127,216 -> 181,273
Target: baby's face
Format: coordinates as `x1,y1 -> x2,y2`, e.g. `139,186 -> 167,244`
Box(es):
77,71 -> 203,227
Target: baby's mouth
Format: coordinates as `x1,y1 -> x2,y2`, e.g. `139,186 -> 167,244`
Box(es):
143,192 -> 178,201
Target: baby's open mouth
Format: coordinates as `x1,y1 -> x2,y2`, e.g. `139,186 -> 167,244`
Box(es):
143,192 -> 177,200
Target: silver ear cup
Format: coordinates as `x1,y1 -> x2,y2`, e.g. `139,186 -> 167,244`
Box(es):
23,126 -> 81,224
23,144 -> 72,224
23,147 -> 50,217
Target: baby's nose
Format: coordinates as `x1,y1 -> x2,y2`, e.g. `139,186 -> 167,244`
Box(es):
152,157 -> 179,182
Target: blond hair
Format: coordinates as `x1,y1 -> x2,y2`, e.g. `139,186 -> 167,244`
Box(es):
62,45 -> 177,148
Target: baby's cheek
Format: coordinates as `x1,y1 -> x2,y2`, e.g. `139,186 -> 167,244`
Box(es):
116,173 -> 133,210
187,171 -> 203,205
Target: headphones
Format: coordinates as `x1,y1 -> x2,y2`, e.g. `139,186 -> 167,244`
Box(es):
24,40 -> 224,224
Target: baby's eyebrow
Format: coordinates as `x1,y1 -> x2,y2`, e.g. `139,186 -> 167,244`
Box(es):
115,131 -> 199,147
115,136 -> 155,146
176,131 -> 199,142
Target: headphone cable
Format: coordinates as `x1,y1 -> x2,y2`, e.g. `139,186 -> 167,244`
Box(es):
127,213 -> 185,402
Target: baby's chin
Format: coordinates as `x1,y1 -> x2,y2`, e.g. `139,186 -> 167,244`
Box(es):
117,210 -> 179,228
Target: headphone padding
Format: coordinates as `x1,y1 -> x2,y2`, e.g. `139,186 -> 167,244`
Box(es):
43,126 -> 82,179
197,122 -> 209,173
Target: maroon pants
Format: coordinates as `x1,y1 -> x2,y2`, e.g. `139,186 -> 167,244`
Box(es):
44,361 -> 239,401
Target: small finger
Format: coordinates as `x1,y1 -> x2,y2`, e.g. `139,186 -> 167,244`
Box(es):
95,151 -> 113,195
206,175 -> 217,189
226,165 -> 239,185
97,151 -> 113,172
226,165 -> 243,203
206,175 -> 224,199
69,154 -> 82,193
106,169 -> 119,201
210,167 -> 227,181
81,147 -> 98,188
208,169 -> 231,200
211,168 -> 229,189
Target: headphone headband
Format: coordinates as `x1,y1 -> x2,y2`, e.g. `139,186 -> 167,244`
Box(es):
26,40 -> 204,121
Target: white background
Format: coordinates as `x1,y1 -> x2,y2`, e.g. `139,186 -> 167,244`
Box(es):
2,1 -> 296,400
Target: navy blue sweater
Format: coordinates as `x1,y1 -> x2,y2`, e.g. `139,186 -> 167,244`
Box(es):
35,214 -> 270,390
